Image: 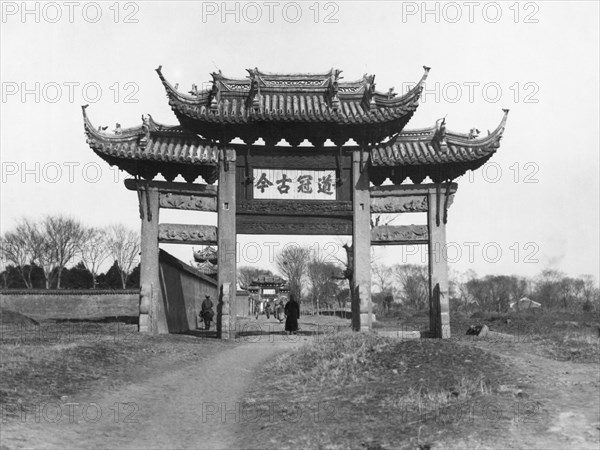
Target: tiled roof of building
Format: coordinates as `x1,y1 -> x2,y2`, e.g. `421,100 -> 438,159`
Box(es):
250,275 -> 287,286
82,105 -> 507,183
196,261 -> 218,275
371,109 -> 508,167
369,110 -> 509,184
193,247 -> 218,264
82,105 -> 219,182
156,66 -> 429,145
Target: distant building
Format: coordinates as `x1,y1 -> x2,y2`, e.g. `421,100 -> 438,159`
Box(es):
510,297 -> 541,311
247,275 -> 289,315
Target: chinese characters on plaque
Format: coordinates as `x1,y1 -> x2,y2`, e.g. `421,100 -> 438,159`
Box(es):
253,169 -> 336,200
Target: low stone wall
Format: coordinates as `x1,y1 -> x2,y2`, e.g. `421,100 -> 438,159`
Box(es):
0,289 -> 139,320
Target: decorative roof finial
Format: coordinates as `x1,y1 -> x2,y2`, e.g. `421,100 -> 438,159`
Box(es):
469,128 -> 480,139
113,123 -> 122,135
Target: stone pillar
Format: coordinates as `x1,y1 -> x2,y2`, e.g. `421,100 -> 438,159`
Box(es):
137,185 -> 166,333
352,149 -> 373,331
427,185 -> 450,338
217,149 -> 236,339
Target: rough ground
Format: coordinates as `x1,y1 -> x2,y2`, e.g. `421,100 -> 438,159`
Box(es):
458,337 -> 600,450
1,316 -> 598,450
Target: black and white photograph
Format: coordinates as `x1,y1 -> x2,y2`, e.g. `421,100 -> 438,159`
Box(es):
1,1 -> 598,449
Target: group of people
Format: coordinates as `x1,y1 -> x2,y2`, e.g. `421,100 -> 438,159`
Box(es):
255,298 -> 284,321
255,295 -> 299,334
199,294 -> 300,335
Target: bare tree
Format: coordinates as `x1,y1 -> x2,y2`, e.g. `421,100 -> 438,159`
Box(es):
275,245 -> 310,302
2,219 -> 40,288
370,214 -> 399,228
107,224 -> 140,289
78,227 -> 110,289
393,264 -> 429,310
372,263 -> 394,294
0,236 -> 8,289
307,252 -> 341,314
42,215 -> 86,288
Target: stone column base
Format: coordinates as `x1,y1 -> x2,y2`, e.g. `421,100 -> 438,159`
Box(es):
220,314 -> 231,340
139,313 -> 150,332
359,313 -> 377,331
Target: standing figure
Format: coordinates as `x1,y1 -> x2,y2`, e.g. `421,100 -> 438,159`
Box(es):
254,300 -> 261,320
284,294 -> 300,335
275,298 -> 284,323
200,295 -> 214,330
265,301 -> 272,319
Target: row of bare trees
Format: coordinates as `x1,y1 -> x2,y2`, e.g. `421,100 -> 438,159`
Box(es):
0,216 -> 140,289
371,263 -> 600,313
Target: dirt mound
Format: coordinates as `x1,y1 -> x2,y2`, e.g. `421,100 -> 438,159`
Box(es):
0,307 -> 39,326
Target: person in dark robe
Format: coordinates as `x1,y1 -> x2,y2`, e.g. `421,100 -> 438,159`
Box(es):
265,301 -> 272,319
200,295 -> 214,330
284,295 -> 300,334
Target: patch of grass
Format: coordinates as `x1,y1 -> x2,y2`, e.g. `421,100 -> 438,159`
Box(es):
0,318 -> 231,421
238,332 -> 521,450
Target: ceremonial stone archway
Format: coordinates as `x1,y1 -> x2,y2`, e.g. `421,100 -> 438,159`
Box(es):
83,65 -> 508,339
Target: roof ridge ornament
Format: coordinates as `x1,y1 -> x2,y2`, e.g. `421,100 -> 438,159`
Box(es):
361,74 -> 376,111
246,67 -> 261,113
210,71 -> 221,112
139,115 -> 151,149
432,116 -> 448,152
326,69 -> 342,111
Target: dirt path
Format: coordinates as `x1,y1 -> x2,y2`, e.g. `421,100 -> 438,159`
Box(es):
461,337 -> 600,449
1,336 -> 300,450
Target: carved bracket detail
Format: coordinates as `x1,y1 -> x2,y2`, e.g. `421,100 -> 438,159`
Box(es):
371,225 -> 428,245
237,201 -> 353,216
370,196 -> 428,213
159,193 -> 217,211
237,221 -> 352,235
158,224 -> 218,244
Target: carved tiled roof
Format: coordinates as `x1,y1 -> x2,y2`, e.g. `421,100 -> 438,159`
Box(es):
82,105 -> 220,182
193,247 -> 218,264
371,109 -> 508,166
196,261 -> 218,275
250,275 -> 287,286
156,66 -> 430,145
369,110 -> 509,184
83,105 -> 219,164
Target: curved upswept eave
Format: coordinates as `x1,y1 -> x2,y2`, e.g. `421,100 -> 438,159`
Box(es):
370,109 -> 509,167
373,66 -> 430,108
446,109 -> 509,148
81,104 -> 141,143
156,65 -> 211,106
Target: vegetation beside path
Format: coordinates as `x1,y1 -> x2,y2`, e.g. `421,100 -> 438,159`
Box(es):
239,332 -> 527,449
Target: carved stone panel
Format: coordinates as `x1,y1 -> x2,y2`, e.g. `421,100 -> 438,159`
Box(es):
370,196 -> 428,213
124,179 -> 218,196
237,217 -> 352,235
237,201 -> 353,216
159,193 -> 217,211
371,225 -> 429,245
158,224 -> 218,245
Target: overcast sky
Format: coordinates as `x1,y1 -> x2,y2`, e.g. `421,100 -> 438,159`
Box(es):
1,1 -> 598,281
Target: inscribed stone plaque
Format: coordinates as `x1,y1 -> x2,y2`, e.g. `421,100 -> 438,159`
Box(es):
253,168 -> 336,200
